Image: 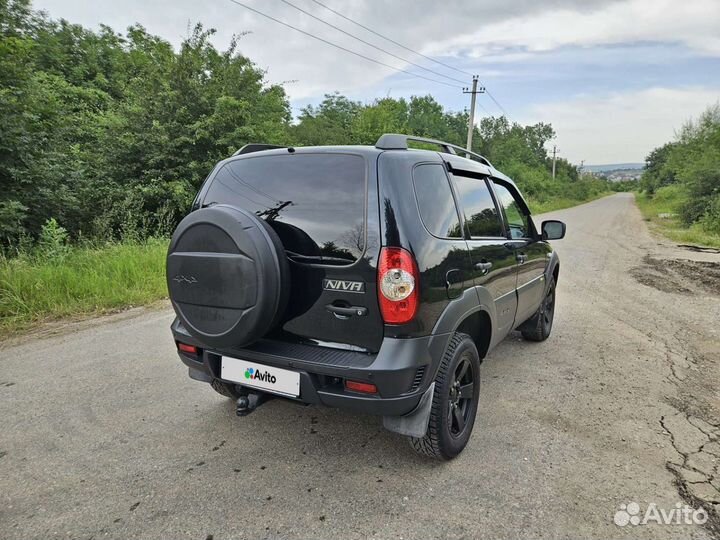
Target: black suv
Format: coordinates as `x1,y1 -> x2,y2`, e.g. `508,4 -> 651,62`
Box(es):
168,134 -> 565,460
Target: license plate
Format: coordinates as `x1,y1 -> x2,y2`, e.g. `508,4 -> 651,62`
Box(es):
221,356 -> 300,397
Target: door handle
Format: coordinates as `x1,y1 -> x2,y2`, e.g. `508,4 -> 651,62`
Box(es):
474,261 -> 493,274
516,253 -> 527,264
325,304 -> 367,319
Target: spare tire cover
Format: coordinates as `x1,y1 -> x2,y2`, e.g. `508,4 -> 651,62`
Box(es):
166,204 -> 289,348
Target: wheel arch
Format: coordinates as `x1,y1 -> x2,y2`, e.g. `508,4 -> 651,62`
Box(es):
455,310 -> 492,360
431,286 -> 499,363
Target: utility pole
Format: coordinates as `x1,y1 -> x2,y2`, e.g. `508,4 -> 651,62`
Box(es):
463,76 -> 485,151
552,145 -> 558,180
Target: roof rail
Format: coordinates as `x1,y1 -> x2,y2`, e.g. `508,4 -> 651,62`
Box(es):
374,133 -> 492,167
232,143 -> 286,157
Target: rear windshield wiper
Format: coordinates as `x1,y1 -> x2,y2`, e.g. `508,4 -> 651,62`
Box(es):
285,250 -> 353,265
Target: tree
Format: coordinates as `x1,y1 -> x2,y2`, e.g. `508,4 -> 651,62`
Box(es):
352,97 -> 408,144
290,92 -> 360,146
640,103 -> 720,231
0,2 -> 290,244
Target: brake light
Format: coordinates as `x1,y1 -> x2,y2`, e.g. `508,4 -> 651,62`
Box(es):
377,247 -> 419,324
177,342 -> 199,355
345,380 -> 378,394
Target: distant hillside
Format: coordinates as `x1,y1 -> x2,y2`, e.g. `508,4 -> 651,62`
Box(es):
584,163 -> 645,173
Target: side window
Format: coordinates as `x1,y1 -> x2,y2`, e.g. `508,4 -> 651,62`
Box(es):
451,176 -> 504,238
413,164 -> 462,238
493,182 -> 530,239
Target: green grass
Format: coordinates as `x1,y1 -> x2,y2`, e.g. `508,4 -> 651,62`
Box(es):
527,191 -> 612,214
0,238 -> 169,337
634,187 -> 720,249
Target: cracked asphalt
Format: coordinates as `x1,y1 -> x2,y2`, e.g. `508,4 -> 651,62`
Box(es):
1,193 -> 719,539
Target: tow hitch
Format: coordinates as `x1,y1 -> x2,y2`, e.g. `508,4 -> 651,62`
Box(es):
236,391 -> 272,416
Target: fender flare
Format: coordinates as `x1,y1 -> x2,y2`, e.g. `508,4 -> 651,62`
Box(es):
431,286 -> 496,337
544,250 -> 560,292
422,287 -> 497,379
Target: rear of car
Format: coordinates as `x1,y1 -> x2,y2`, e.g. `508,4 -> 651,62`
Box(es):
168,139 -> 565,460
169,146 -> 435,418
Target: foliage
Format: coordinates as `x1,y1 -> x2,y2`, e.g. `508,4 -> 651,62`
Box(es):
640,104 -> 720,235
0,0 -> 289,246
37,217 -> 70,261
635,187 -> 720,249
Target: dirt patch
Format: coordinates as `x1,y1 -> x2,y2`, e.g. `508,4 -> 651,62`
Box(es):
631,255 -> 720,296
0,300 -> 171,349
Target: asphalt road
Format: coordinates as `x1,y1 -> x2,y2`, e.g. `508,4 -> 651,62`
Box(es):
2,193 -> 719,539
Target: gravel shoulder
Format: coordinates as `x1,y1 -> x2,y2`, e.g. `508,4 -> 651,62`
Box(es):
1,193 -> 718,539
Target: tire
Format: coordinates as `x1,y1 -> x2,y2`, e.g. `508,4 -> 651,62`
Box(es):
409,332 -> 481,460
166,204 -> 290,349
520,277 -> 556,342
210,379 -> 243,399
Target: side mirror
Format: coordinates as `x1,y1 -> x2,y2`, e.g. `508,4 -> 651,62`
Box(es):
542,220 -> 566,240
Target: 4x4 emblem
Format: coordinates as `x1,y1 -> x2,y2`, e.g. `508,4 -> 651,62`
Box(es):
323,279 -> 365,293
173,275 -> 198,284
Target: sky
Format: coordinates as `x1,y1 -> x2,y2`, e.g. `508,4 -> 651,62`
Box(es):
32,0 -> 720,165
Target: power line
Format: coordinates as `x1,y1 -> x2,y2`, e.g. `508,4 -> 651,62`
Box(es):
485,90 -> 507,117
227,0 -> 463,89
308,0 -> 472,78
307,0 -> 509,117
277,0 -> 467,85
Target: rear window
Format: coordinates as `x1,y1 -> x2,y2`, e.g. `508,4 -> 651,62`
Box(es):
204,153 -> 366,265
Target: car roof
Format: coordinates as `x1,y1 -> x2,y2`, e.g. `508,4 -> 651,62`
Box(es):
225,143 -> 517,189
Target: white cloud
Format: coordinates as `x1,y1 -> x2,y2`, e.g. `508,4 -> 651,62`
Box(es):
524,87 -> 720,163
426,0 -> 720,59
32,0 -> 622,99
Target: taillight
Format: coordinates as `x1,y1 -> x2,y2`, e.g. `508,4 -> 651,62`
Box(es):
344,380 -> 378,394
377,247 -> 419,324
177,342 -> 199,355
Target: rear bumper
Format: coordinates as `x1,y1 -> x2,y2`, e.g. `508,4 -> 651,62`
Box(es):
172,318 -> 450,417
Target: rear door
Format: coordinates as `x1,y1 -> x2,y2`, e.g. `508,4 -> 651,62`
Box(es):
448,171 -> 519,337
201,151 -> 384,352
411,162 -> 474,302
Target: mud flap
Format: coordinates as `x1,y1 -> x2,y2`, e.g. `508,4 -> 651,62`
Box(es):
382,383 -> 435,438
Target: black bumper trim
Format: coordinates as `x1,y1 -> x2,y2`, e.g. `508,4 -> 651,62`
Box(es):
172,318 -> 451,417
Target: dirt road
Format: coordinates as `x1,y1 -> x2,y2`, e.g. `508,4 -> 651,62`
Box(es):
2,193 -> 719,539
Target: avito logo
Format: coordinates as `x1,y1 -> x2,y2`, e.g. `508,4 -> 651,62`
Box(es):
244,367 -> 277,384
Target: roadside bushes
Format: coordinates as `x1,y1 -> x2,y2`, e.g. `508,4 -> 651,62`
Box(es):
699,195 -> 720,234
641,104 -> 720,235
0,0 -> 290,248
0,217 -> 169,334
